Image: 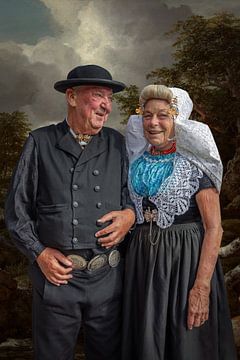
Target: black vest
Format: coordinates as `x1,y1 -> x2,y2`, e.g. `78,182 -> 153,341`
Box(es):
31,120 -> 128,250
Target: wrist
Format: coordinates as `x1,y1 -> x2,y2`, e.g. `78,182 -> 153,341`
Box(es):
193,278 -> 211,291
122,208 -> 136,221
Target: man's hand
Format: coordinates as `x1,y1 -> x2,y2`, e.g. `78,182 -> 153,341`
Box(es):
95,208 -> 135,249
36,247 -> 73,286
187,283 -> 210,330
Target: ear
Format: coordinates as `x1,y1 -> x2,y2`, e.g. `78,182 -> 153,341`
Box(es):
66,88 -> 77,107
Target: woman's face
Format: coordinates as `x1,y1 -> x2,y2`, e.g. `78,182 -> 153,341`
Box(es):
143,99 -> 174,148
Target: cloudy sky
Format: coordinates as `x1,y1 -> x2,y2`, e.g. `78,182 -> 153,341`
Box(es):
0,0 -> 239,131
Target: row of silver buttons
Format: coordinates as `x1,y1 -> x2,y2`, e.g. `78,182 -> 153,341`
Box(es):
71,168 -> 101,245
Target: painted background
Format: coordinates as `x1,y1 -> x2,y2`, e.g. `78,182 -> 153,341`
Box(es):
0,0 -> 240,131
0,1 -> 239,358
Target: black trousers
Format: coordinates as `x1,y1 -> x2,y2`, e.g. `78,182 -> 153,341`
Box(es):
29,261 -> 123,360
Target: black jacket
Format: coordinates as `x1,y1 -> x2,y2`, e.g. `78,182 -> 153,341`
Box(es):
5,120 -> 133,263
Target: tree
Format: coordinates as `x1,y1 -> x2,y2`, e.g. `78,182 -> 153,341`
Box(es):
115,13 -> 240,171
116,13 -> 240,132
0,111 -> 31,212
147,13 -> 240,139
114,84 -> 140,124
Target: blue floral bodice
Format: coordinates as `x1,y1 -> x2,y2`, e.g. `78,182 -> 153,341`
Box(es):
130,151 -> 175,197
128,152 -> 204,228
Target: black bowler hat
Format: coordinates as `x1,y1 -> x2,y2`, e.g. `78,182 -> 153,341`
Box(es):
54,65 -> 126,93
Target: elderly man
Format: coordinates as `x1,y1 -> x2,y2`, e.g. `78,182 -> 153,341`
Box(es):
5,65 -> 135,360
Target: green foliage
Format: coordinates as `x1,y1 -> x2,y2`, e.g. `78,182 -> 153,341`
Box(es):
147,13 -> 240,136
5,259 -> 28,278
115,13 -> 240,140
114,85 -> 140,124
0,111 -> 31,209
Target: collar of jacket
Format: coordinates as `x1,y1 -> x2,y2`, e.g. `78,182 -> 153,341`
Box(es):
55,119 -> 108,165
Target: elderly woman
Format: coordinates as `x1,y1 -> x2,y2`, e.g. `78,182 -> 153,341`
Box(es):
122,85 -> 237,360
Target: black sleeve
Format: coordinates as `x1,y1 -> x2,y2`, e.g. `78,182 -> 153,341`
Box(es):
197,172 -> 215,192
120,138 -> 135,213
4,135 -> 45,263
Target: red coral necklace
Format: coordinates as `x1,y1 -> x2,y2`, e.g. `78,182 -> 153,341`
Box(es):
150,142 -> 176,156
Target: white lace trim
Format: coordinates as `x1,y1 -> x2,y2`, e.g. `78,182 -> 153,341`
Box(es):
129,153 -> 203,228
175,119 -> 223,192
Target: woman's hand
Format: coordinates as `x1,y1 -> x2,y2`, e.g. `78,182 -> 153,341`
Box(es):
187,283 -> 210,330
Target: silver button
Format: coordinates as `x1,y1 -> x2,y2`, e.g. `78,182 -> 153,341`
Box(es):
72,219 -> 78,225
73,201 -> 79,208
70,167 -> 74,173
72,184 -> 78,190
96,202 -> 102,209
94,185 -> 101,192
93,169 -> 100,176
72,237 -> 78,244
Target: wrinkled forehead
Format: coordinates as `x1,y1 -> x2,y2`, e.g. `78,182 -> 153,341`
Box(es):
73,85 -> 113,94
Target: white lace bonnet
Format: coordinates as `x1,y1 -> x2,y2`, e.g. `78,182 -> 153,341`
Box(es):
125,87 -> 223,192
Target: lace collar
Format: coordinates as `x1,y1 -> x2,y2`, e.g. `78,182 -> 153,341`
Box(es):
129,153 -> 203,228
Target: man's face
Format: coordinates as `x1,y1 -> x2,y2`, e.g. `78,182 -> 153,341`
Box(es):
68,85 -> 113,134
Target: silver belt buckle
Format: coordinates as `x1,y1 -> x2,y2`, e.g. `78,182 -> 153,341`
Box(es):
87,254 -> 108,271
108,250 -> 120,268
67,254 -> 87,270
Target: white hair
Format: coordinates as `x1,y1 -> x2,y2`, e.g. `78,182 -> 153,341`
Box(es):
139,85 -> 173,106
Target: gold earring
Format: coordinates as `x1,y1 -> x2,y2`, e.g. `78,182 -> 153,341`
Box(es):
135,105 -> 143,115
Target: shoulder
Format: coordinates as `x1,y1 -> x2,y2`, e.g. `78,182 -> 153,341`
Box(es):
130,152 -> 147,169
30,120 -> 66,142
101,127 -> 127,156
31,123 -> 57,138
127,115 -> 143,129
175,154 -> 213,184
198,172 -> 215,191
126,115 -> 144,136
102,126 -> 124,141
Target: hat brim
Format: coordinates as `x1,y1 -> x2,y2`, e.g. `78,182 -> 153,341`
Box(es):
54,78 -> 126,94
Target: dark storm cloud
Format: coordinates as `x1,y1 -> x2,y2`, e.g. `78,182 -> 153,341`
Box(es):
0,44 -> 39,111
0,0 -> 60,45
0,0 -> 194,128
89,1 -> 192,87
1,0 -> 239,130
105,1 -> 192,41
0,42 -> 81,127
0,1 -> 239,137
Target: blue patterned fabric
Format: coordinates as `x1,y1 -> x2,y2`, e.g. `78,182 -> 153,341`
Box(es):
130,151 -> 175,197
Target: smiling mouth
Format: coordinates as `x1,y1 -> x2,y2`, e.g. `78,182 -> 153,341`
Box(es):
148,130 -> 165,134
96,111 -> 106,117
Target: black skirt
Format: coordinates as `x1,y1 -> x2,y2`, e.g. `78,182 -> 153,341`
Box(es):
122,222 -> 237,360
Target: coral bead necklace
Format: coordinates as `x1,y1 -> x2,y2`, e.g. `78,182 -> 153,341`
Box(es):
150,142 -> 176,156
